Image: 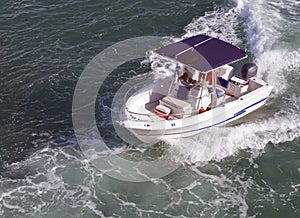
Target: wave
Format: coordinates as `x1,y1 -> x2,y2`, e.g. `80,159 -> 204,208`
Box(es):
235,0 -> 300,94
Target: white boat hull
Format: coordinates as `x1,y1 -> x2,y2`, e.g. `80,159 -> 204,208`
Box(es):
119,77 -> 273,143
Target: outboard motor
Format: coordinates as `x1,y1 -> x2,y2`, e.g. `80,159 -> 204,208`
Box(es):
239,62 -> 258,79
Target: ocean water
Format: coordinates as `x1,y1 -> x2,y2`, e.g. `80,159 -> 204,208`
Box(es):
0,0 -> 300,217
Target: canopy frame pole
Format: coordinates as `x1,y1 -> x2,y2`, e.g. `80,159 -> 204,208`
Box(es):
196,72 -> 208,110
210,69 -> 219,108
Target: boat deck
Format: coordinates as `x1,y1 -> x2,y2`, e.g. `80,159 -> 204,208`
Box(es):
144,93 -> 238,120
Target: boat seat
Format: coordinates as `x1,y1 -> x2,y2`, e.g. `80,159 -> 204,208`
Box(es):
159,96 -> 192,119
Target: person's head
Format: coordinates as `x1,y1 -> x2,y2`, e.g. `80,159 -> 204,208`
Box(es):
182,72 -> 189,80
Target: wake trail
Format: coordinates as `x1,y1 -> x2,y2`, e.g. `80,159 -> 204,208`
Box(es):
156,0 -> 300,163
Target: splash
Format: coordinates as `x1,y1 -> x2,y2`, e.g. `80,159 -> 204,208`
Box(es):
164,108 -> 300,164
151,0 -> 300,163
236,0 -> 300,94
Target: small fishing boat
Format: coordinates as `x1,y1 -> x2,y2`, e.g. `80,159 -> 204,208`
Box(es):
118,34 -> 273,143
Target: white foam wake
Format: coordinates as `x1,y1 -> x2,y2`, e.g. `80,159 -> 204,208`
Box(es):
166,109 -> 300,164
183,7 -> 241,45
235,0 -> 300,94
153,0 -> 300,163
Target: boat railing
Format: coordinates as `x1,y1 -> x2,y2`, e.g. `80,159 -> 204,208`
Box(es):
124,107 -> 157,121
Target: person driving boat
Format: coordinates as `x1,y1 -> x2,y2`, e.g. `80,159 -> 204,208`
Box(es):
179,71 -> 197,87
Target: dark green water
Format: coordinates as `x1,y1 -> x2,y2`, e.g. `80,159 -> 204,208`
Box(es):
0,0 -> 299,217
